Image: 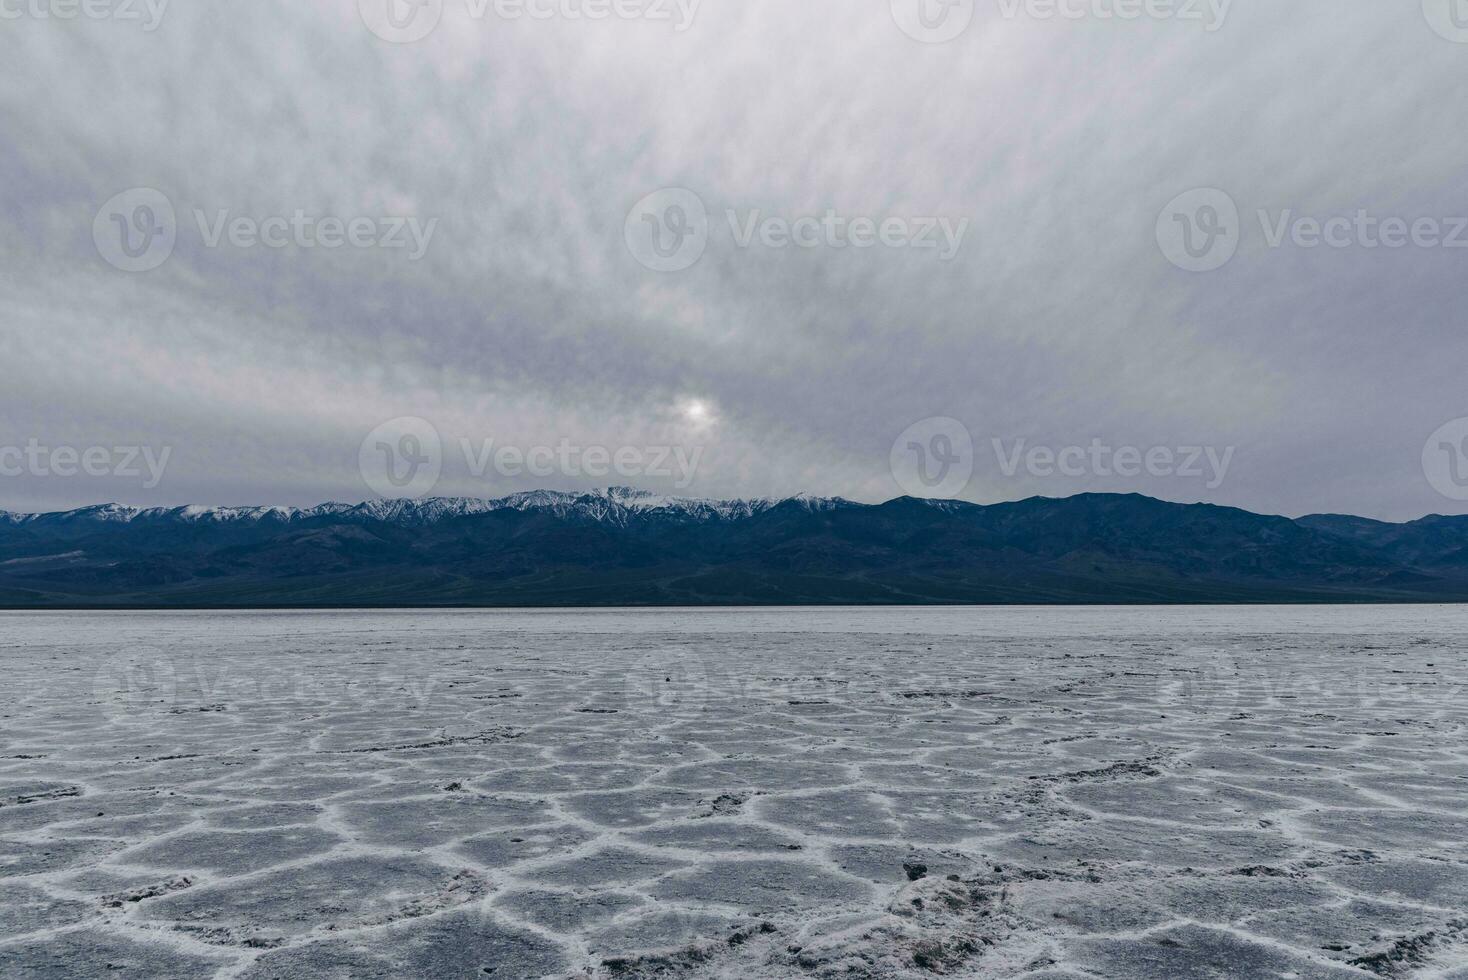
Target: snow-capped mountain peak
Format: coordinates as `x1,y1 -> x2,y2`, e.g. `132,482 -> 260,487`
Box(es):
0,490 -> 854,529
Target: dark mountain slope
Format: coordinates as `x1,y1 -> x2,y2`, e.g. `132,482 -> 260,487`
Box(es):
0,490 -> 1463,607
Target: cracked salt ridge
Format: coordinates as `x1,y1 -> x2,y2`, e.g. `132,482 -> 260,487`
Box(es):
0,610 -> 1466,978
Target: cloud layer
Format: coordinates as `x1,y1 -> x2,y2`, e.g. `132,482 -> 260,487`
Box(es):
1,0 -> 1465,520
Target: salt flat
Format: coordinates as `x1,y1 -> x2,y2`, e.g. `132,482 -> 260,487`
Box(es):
0,607 -> 1465,979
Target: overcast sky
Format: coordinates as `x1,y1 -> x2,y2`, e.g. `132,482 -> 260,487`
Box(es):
1,0 -> 1465,520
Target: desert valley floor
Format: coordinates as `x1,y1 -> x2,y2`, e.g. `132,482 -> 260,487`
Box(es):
1,607 -> 1466,979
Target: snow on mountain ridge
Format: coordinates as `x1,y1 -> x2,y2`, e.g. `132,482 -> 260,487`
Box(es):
0,490 -> 853,528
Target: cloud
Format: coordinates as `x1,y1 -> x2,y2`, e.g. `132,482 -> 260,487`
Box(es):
0,0 -> 1463,520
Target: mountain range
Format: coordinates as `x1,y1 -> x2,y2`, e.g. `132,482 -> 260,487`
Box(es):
2,487 -> 1467,607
